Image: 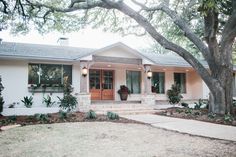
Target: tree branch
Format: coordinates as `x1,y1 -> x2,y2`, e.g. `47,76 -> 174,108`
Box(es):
24,0 -> 110,13
0,0 -> 9,14
102,0 -> 214,87
221,0 -> 236,53
131,1 -> 211,64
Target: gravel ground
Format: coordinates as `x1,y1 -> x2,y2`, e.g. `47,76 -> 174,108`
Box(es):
0,122 -> 236,157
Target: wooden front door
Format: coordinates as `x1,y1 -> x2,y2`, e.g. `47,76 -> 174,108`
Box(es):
89,69 -> 114,100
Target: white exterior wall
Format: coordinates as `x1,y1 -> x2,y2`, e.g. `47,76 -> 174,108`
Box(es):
0,60 -> 80,109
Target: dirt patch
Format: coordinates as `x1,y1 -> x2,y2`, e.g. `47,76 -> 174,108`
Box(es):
155,107 -> 236,126
0,122 -> 235,157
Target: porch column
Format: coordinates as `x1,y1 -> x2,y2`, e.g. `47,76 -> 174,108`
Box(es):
77,61 -> 91,112
141,65 -> 156,106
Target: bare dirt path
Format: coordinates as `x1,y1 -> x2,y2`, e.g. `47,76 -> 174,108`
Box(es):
0,122 -> 235,157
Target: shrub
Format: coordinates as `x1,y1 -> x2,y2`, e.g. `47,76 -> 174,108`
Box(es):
58,77 -> 77,112
194,99 -> 205,110
181,102 -> 189,108
185,108 -> 193,114
107,111 -> 119,120
176,108 -> 183,113
43,95 -> 55,107
224,113 -> 234,123
0,76 -> 4,114
58,95 -> 77,112
208,112 -> 216,119
8,115 -> 17,122
21,96 -> 33,108
34,113 -> 49,122
86,110 -> 97,119
59,110 -> 68,120
167,84 -> 183,104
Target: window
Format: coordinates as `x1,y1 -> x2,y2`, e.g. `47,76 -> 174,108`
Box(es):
89,70 -> 101,89
28,64 -> 72,85
174,73 -> 186,93
152,72 -> 165,94
126,71 -> 141,94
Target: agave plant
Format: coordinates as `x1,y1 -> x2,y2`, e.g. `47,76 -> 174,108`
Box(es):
21,96 -> 33,108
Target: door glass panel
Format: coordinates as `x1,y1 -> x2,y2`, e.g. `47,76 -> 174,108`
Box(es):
89,70 -> 101,89
103,71 -> 113,89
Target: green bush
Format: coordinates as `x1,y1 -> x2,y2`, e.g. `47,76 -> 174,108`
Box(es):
176,108 -> 183,113
43,95 -> 55,107
167,84 -> 183,104
185,108 -> 193,114
208,112 -> 216,119
181,102 -> 189,108
194,99 -> 205,110
224,113 -> 234,123
21,96 -> 33,108
107,111 -> 119,120
58,95 -> 77,112
0,76 -> 4,114
86,110 -> 97,119
59,110 -> 68,120
57,77 -> 77,112
8,115 -> 17,122
34,113 -> 49,122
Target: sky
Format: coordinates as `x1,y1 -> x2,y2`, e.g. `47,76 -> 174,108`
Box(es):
0,28 -> 154,50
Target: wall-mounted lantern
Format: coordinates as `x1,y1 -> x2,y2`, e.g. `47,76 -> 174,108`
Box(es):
82,67 -> 88,77
147,70 -> 152,79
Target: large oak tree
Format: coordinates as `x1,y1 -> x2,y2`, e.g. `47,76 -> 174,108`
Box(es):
0,0 -> 236,115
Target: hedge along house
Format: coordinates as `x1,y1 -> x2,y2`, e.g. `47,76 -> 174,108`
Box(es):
1,40 -> 235,115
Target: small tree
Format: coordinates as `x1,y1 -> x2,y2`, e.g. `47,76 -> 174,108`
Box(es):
58,77 -> 77,112
167,84 -> 183,105
0,76 -> 4,115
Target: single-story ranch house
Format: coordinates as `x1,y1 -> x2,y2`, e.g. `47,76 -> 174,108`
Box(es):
0,39 -> 236,115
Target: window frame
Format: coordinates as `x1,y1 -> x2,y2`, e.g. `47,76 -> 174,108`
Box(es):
28,63 -> 73,85
152,72 -> 165,94
174,72 -> 187,94
126,70 -> 142,94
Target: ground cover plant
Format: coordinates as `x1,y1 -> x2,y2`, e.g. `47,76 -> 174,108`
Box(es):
0,111 -> 134,128
156,107 -> 236,126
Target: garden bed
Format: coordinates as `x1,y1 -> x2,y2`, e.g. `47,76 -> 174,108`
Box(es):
0,111 -> 140,129
155,107 -> 236,126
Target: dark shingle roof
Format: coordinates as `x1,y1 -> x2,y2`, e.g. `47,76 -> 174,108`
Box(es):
0,42 -> 95,60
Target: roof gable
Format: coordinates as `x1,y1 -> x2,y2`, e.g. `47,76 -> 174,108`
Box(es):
78,42 -> 155,64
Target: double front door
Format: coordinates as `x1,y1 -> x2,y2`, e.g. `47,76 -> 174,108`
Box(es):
89,69 -> 114,100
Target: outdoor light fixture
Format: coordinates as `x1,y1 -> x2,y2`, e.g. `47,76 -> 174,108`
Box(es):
82,67 -> 88,77
147,70 -> 152,79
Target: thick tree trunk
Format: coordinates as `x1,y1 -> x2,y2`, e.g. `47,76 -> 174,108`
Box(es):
208,65 -> 233,115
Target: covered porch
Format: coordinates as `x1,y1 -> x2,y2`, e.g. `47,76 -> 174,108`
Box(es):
76,43 -> 207,111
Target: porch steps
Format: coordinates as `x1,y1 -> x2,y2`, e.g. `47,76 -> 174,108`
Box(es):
89,103 -> 159,115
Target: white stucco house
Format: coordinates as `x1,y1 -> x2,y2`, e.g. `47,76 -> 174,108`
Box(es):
1,39 -> 234,115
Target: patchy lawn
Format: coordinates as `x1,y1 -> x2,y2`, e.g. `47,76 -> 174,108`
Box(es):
0,122 -> 236,157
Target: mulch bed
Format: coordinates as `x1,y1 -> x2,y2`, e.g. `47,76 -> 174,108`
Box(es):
155,107 -> 236,126
0,112 -> 142,130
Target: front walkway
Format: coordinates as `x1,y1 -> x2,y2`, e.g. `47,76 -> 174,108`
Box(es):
121,114 -> 236,142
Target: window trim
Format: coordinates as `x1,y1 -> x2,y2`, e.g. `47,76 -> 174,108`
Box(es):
152,71 -> 165,94
28,63 -> 73,85
126,70 -> 142,94
174,72 -> 187,94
